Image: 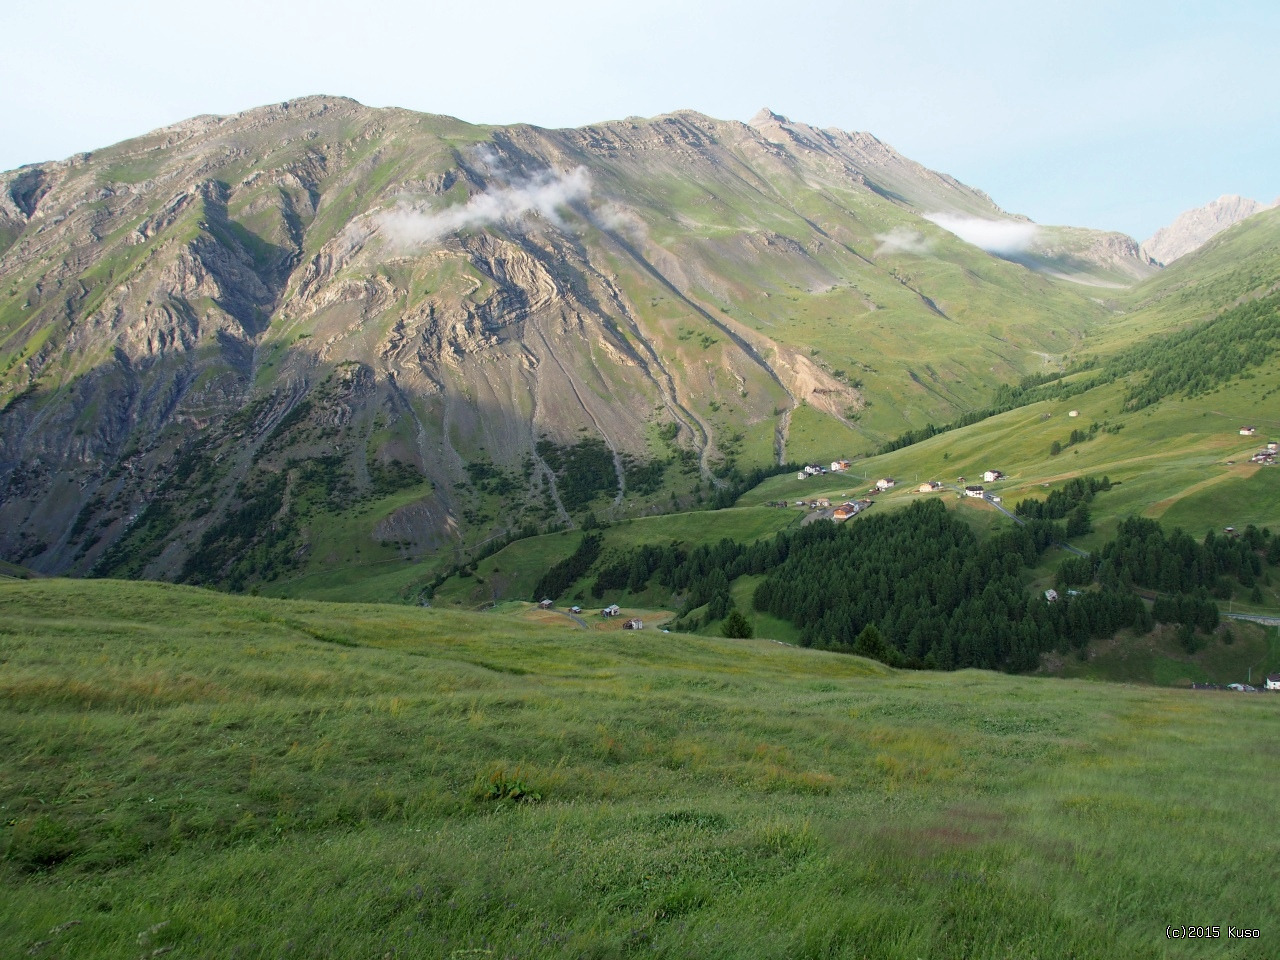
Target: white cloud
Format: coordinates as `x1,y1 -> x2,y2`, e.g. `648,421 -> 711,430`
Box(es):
378,166 -> 592,248
874,226 -> 932,256
924,213 -> 1039,254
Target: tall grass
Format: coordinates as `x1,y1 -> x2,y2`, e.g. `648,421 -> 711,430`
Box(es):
1,579 -> 1277,958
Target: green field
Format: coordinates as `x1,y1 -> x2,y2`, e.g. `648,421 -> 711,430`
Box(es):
2,579 -> 1278,959
745,365 -> 1280,551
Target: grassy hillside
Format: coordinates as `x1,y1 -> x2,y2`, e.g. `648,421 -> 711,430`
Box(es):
1089,205 -> 1280,352
2,579 -> 1278,958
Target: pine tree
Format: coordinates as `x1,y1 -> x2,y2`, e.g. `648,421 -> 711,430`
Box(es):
721,609 -> 753,639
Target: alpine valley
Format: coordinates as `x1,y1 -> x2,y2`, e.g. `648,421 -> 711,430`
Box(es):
4,96 -> 1280,960
0,97 -> 1168,581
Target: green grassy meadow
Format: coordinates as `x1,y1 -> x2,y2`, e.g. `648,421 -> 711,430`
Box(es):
745,364 -> 1280,550
2,579 -> 1278,959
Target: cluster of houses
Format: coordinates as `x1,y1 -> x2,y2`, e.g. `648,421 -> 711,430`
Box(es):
601,604 -> 643,629
1249,440 -> 1278,466
1230,430 -> 1277,465
833,499 -> 873,521
798,459 -> 853,479
1192,676 -> 1280,693
795,462 -> 1010,508
539,599 -> 643,630
771,495 -> 873,519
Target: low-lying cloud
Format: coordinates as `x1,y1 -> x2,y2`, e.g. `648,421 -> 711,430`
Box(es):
924,213 -> 1039,255
874,226 -> 933,256
379,166 -> 592,248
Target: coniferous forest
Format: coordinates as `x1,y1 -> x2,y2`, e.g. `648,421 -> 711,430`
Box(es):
549,480 -> 1278,673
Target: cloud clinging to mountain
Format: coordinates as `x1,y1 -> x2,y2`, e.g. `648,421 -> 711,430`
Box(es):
874,226 -> 933,256
379,166 -> 592,247
924,213 -> 1038,254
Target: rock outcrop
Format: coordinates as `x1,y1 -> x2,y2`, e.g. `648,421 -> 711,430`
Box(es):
1141,194 -> 1278,265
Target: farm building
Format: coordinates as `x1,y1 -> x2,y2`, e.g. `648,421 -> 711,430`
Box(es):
876,477 -> 896,491
833,500 -> 872,521
918,481 -> 943,492
623,618 -> 644,630
602,604 -> 621,617
964,485 -> 985,498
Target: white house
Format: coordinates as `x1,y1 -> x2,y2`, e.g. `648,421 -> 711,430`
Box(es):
831,459 -> 851,472
876,477 -> 896,491
1240,426 -> 1257,436
983,470 -> 1003,483
1266,674 -> 1280,691
964,485 -> 985,498
602,604 -> 621,617
623,618 -> 643,630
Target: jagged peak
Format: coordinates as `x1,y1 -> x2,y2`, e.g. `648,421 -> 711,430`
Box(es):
749,108 -> 790,127
1141,194 -> 1278,265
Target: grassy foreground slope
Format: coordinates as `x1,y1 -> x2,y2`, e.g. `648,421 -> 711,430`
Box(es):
3,580 -> 1277,959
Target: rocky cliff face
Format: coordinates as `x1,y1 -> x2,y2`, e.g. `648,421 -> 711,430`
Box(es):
1141,194 -> 1278,265
0,98 -> 1133,587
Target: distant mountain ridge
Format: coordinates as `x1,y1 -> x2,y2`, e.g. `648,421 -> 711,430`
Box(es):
0,97 -> 1207,587
1141,194 -> 1278,265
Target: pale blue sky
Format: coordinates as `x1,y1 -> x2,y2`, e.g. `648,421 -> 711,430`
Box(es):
4,0 -> 1276,240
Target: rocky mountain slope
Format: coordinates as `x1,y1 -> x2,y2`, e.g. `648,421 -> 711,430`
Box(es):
0,97 -> 1155,585
1141,194 -> 1277,265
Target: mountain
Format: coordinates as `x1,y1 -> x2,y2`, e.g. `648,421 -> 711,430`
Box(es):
1141,194 -> 1277,265
0,98 -> 1155,585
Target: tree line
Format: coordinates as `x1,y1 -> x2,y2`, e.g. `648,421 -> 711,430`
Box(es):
537,475 -> 1277,674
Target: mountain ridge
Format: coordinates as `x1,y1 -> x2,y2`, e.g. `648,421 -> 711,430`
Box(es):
0,97 -> 1208,587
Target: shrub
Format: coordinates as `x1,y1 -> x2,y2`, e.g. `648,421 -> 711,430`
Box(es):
721,609 -> 753,639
